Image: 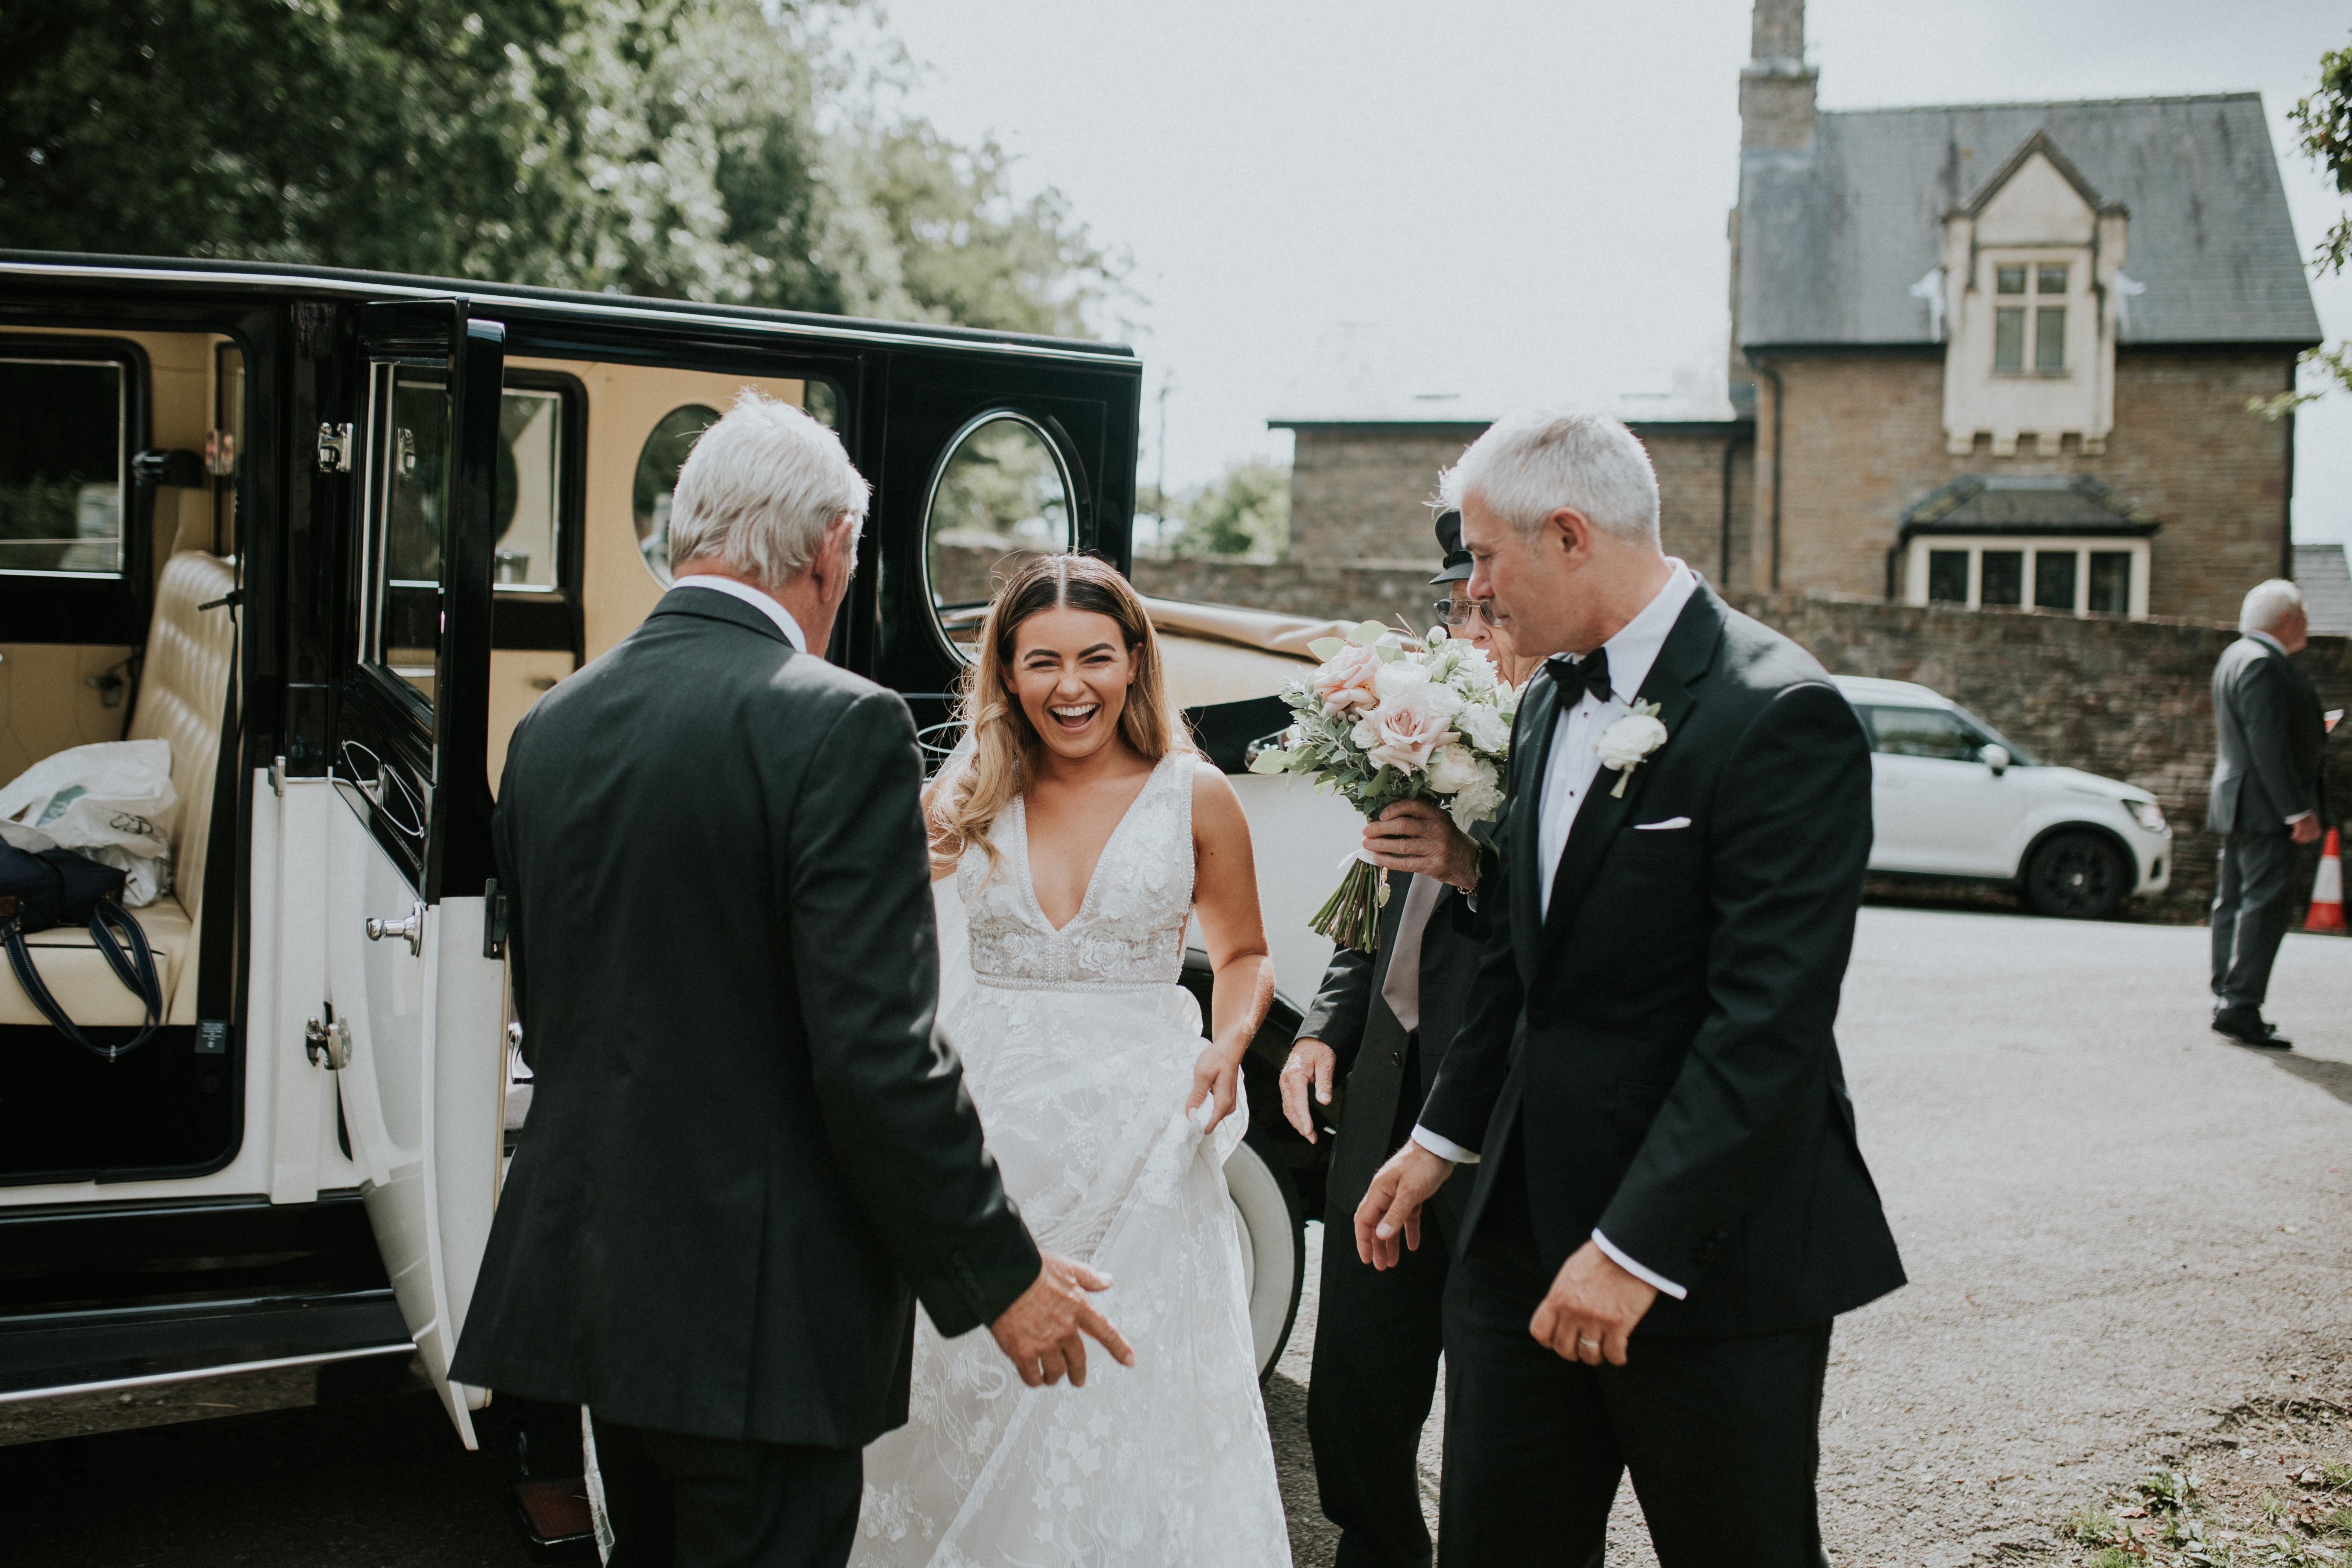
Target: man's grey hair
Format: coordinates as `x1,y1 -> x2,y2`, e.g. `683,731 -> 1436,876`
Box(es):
1435,408 -> 1661,546
2240,579 -> 2305,634
667,390 -> 870,583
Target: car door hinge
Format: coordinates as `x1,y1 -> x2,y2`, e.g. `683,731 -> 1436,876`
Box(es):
482,879 -> 509,959
316,422 -> 354,473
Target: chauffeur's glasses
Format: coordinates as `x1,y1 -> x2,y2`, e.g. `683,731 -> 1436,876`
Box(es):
1430,598 -> 1498,627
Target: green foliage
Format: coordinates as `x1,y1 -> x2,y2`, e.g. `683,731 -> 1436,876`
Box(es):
2068,1502 -> 2126,1545
2141,1467 -> 2201,1515
1158,458 -> 1291,559
2252,31 -> 2352,418
0,0 -> 1124,334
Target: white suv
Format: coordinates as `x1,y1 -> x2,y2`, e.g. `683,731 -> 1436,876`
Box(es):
1834,676 -> 2172,919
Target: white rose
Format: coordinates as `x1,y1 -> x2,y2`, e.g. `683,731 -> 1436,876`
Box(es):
1596,713 -> 1669,772
1372,659 -> 1427,700
1425,742 -> 1479,795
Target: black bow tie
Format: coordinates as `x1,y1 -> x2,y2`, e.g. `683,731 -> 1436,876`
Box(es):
1545,648 -> 1613,704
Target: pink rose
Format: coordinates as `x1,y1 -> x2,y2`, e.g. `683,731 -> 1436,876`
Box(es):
1359,686 -> 1459,773
1313,643 -> 1384,716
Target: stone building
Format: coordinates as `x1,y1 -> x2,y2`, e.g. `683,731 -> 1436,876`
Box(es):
1262,0 -> 2320,625
1731,0 -> 2319,623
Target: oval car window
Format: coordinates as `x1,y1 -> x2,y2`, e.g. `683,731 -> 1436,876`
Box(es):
632,404 -> 720,588
925,415 -> 1075,655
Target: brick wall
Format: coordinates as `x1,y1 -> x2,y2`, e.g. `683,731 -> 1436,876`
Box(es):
1124,551 -> 2351,922
1279,421 -> 1755,574
1754,347 -> 2298,620
1283,425 -> 1486,564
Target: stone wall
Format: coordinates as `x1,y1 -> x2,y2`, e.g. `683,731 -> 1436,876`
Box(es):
1126,552 -> 2352,922
1753,347 -> 2298,620
1277,421 -> 1755,578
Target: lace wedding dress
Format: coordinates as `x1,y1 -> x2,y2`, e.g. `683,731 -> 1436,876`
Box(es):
852,751 -> 1291,1567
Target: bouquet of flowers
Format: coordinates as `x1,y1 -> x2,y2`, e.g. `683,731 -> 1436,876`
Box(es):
1248,621 -> 1516,953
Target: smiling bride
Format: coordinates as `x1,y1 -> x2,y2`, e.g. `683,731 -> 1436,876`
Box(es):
850,554 -> 1292,1567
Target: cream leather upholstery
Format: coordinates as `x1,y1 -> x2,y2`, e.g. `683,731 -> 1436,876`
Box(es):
3,552 -> 236,1028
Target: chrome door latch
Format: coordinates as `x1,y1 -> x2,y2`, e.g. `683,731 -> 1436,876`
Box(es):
365,901 -> 426,956
316,422 -> 354,472
304,1013 -> 351,1070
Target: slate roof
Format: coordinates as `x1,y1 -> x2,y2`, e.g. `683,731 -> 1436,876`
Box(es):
2294,543 -> 2352,637
1900,475 -> 2161,539
1738,93 -> 2322,350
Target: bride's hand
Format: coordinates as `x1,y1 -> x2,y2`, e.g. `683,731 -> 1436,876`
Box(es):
1185,1044 -> 1242,1135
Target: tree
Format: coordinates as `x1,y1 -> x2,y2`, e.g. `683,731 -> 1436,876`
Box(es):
2253,30 -> 2351,418
0,0 -> 1125,335
1157,459 -> 1291,560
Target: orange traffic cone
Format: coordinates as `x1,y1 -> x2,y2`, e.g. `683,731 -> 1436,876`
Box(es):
2306,827 -> 2346,933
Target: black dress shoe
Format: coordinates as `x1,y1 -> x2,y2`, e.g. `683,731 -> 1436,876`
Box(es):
2213,1007 -> 2292,1050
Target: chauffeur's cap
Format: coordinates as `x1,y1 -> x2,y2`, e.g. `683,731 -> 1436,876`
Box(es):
1430,511 -> 1473,585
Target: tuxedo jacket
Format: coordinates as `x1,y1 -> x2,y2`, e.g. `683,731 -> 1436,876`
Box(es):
1417,583 -> 1904,1338
2208,635 -> 2330,835
1296,859 -> 1490,1227
450,588 -> 1040,1447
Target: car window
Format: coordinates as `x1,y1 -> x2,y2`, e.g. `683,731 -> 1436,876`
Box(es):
0,356 -> 126,576
1863,705 -> 1988,762
924,413 -> 1075,658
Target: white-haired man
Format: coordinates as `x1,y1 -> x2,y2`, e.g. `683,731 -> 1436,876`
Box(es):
452,393 -> 1129,1568
2207,579 -> 2332,1050
1354,410 -> 1904,1567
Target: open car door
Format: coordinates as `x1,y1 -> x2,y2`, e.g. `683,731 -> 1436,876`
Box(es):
322,301 -> 508,1446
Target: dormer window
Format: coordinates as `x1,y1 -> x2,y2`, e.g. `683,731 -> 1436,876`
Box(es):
1938,132 -> 2126,454
1993,263 -> 2069,372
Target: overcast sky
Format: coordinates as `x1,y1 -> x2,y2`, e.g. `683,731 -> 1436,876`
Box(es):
872,0 -> 2352,544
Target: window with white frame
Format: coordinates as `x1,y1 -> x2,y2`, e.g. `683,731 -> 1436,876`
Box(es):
1906,535 -> 2148,618
1992,260 -> 2070,374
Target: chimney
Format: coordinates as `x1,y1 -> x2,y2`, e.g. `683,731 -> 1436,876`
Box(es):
1740,0 -> 1816,152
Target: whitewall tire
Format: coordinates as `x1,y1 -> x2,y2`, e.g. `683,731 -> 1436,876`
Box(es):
1224,1134 -> 1306,1380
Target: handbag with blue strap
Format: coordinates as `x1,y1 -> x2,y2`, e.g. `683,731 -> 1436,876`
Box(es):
0,840 -> 166,1059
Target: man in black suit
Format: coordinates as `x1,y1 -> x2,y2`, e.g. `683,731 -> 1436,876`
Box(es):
1357,410 -> 1905,1568
451,394 -> 1128,1568
1282,513 -> 1496,1568
2208,578 -> 2332,1050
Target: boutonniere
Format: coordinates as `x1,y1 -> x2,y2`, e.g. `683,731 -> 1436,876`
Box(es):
1595,701 -> 1668,798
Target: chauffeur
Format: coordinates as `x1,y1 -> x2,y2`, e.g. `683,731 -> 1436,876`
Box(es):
1281,512 -> 1500,1568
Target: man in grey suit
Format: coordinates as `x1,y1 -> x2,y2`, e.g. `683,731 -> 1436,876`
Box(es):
451,393 -> 1128,1568
2208,579 -> 2331,1050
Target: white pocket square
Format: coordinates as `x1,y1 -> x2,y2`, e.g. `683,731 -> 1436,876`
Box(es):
1633,817 -> 1691,831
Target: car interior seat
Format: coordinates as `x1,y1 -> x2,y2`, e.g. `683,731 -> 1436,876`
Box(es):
7,549 -> 237,1028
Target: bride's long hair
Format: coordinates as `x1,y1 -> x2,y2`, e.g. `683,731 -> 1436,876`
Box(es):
935,553 -> 1189,873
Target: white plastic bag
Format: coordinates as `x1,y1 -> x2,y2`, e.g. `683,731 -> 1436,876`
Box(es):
0,739 -> 178,907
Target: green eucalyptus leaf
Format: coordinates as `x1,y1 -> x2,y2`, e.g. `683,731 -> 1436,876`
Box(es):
1345,620 -> 1387,647
1308,637 -> 1347,661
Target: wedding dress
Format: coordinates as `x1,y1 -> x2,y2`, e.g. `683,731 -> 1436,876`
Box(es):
852,751 -> 1292,1567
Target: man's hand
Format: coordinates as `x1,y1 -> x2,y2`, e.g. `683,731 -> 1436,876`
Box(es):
1362,800 -> 1481,892
988,1251 -> 1136,1388
1353,1140 -> 1453,1269
1280,1038 -> 1337,1142
1528,1241 -> 1659,1367
2291,814 -> 2323,845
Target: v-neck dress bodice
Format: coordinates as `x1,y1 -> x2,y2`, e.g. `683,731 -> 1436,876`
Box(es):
854,749 -> 1289,1568
961,751 -> 1195,993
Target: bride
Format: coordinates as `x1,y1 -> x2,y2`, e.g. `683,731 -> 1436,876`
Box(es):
852,554 -> 1292,1567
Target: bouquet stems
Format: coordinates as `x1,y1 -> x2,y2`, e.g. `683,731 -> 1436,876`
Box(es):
1311,858 -> 1389,954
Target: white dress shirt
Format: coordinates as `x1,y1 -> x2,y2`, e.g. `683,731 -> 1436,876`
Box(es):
1410,562 -> 1700,1301
2245,630 -> 2314,825
675,573 -> 810,655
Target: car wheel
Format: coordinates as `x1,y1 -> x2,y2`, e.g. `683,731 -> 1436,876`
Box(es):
2024,831 -> 2128,919
1225,1131 -> 1306,1381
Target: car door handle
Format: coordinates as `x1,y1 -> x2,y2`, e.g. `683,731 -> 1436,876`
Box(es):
365,902 -> 426,957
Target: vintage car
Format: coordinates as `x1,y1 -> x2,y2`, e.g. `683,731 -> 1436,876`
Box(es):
0,252 -> 1364,1455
